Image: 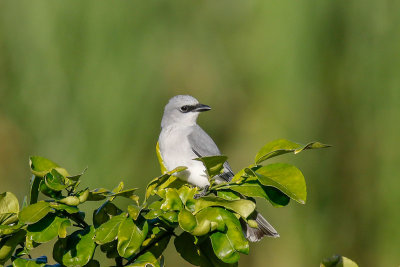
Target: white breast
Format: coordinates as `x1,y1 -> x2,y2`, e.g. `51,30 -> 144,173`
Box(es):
159,125 -> 210,188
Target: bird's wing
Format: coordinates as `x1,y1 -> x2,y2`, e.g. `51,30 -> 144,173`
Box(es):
188,125 -> 234,181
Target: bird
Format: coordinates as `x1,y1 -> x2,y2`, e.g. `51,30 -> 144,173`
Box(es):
158,95 -> 279,241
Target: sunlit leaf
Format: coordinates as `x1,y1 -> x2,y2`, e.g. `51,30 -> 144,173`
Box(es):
59,196 -> 80,206
12,257 -> 47,267
117,218 -> 148,258
29,156 -> 59,177
0,192 -> 19,225
129,251 -> 159,267
19,201 -> 52,225
194,155 -> 228,178
45,169 -> 67,191
160,189 -> 183,211
255,139 -> 330,164
49,203 -> 79,214
255,163 -> 306,204
178,209 -> 197,232
94,213 -> 126,245
53,227 -> 96,267
127,205 -> 141,220
194,196 -> 255,218
27,214 -> 70,243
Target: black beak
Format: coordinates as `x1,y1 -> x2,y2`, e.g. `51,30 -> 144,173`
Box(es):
193,103 -> 211,112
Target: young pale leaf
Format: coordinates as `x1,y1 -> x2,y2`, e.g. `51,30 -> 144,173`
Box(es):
194,196 -> 255,218
58,219 -> 72,238
12,257 -> 47,267
27,214 -> 70,243
178,209 -> 197,232
177,186 -> 197,205
156,142 -> 167,174
117,218 -> 149,258
209,209 -> 249,264
94,213 -> 126,245
129,251 -> 159,267
160,189 -> 183,211
255,139 -> 331,164
255,163 -> 306,204
19,201 -> 52,225
194,155 -> 228,178
0,192 -> 19,225
127,205 -> 141,220
58,196 -> 80,206
145,166 -> 187,201
29,156 -> 59,177
53,227 -> 96,267
320,254 -> 359,267
0,223 -> 23,235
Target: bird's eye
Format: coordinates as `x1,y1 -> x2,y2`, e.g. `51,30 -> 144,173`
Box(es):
180,105 -> 190,113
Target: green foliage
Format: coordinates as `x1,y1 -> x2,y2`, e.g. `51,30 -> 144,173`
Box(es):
0,139 -> 328,266
320,255 -> 359,267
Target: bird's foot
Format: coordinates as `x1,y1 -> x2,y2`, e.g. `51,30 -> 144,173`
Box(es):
194,185 -> 209,199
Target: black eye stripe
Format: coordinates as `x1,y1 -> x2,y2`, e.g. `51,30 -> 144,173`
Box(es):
180,105 -> 196,113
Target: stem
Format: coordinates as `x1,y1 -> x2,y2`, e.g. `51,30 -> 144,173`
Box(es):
124,230 -> 173,266
62,211 -> 89,228
115,256 -> 123,267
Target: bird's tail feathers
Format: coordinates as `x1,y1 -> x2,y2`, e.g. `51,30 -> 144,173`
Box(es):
241,211 -> 279,242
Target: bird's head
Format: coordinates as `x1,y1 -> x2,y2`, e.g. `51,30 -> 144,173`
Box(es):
161,95 -> 211,128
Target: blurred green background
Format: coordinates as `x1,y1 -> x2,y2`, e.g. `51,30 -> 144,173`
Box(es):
1,1 -> 399,266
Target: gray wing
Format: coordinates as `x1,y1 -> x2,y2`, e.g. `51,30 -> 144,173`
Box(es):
188,125 -> 234,182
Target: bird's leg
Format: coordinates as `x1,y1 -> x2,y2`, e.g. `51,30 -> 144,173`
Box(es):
194,185 -> 209,199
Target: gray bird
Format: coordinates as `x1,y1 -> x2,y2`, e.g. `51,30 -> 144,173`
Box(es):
158,95 -> 279,241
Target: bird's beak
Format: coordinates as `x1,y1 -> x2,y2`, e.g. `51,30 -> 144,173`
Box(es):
193,103 -> 211,112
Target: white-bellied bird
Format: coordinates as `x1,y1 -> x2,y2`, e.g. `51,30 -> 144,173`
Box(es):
158,95 -> 279,241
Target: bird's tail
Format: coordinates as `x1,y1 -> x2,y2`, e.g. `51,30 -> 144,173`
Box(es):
241,211 -> 279,242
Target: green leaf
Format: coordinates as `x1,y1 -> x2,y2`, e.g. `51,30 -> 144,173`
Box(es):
27,214 -> 70,243
255,163 -> 306,204
39,180 -> 62,199
29,156 -> 59,177
78,189 -> 90,203
129,251 -> 159,267
190,207 -> 226,236
87,188 -> 110,201
29,176 -> 41,205
94,213 -> 126,245
216,190 -> 241,201
58,219 -> 72,238
194,155 -> 228,178
177,186 -> 197,205
194,196 -> 255,218
49,203 -> 79,214
145,166 -> 187,201
45,169 -> 67,191
127,205 -> 141,220
66,167 -> 87,182
58,196 -> 80,206
0,229 -> 26,264
18,201 -> 52,225
53,226 -> 96,267
0,223 -> 23,235
255,139 -> 331,164
321,254 -> 359,267
0,192 -> 19,225
12,257 -> 46,267
93,202 -> 122,228
160,189 -> 183,211
174,232 -> 237,267
117,218 -> 149,258
141,229 -> 171,259
209,209 -> 249,264
178,209 -> 197,232
156,142 -> 167,174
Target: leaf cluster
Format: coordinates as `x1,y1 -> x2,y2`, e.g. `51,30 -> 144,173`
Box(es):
0,139 -> 329,267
